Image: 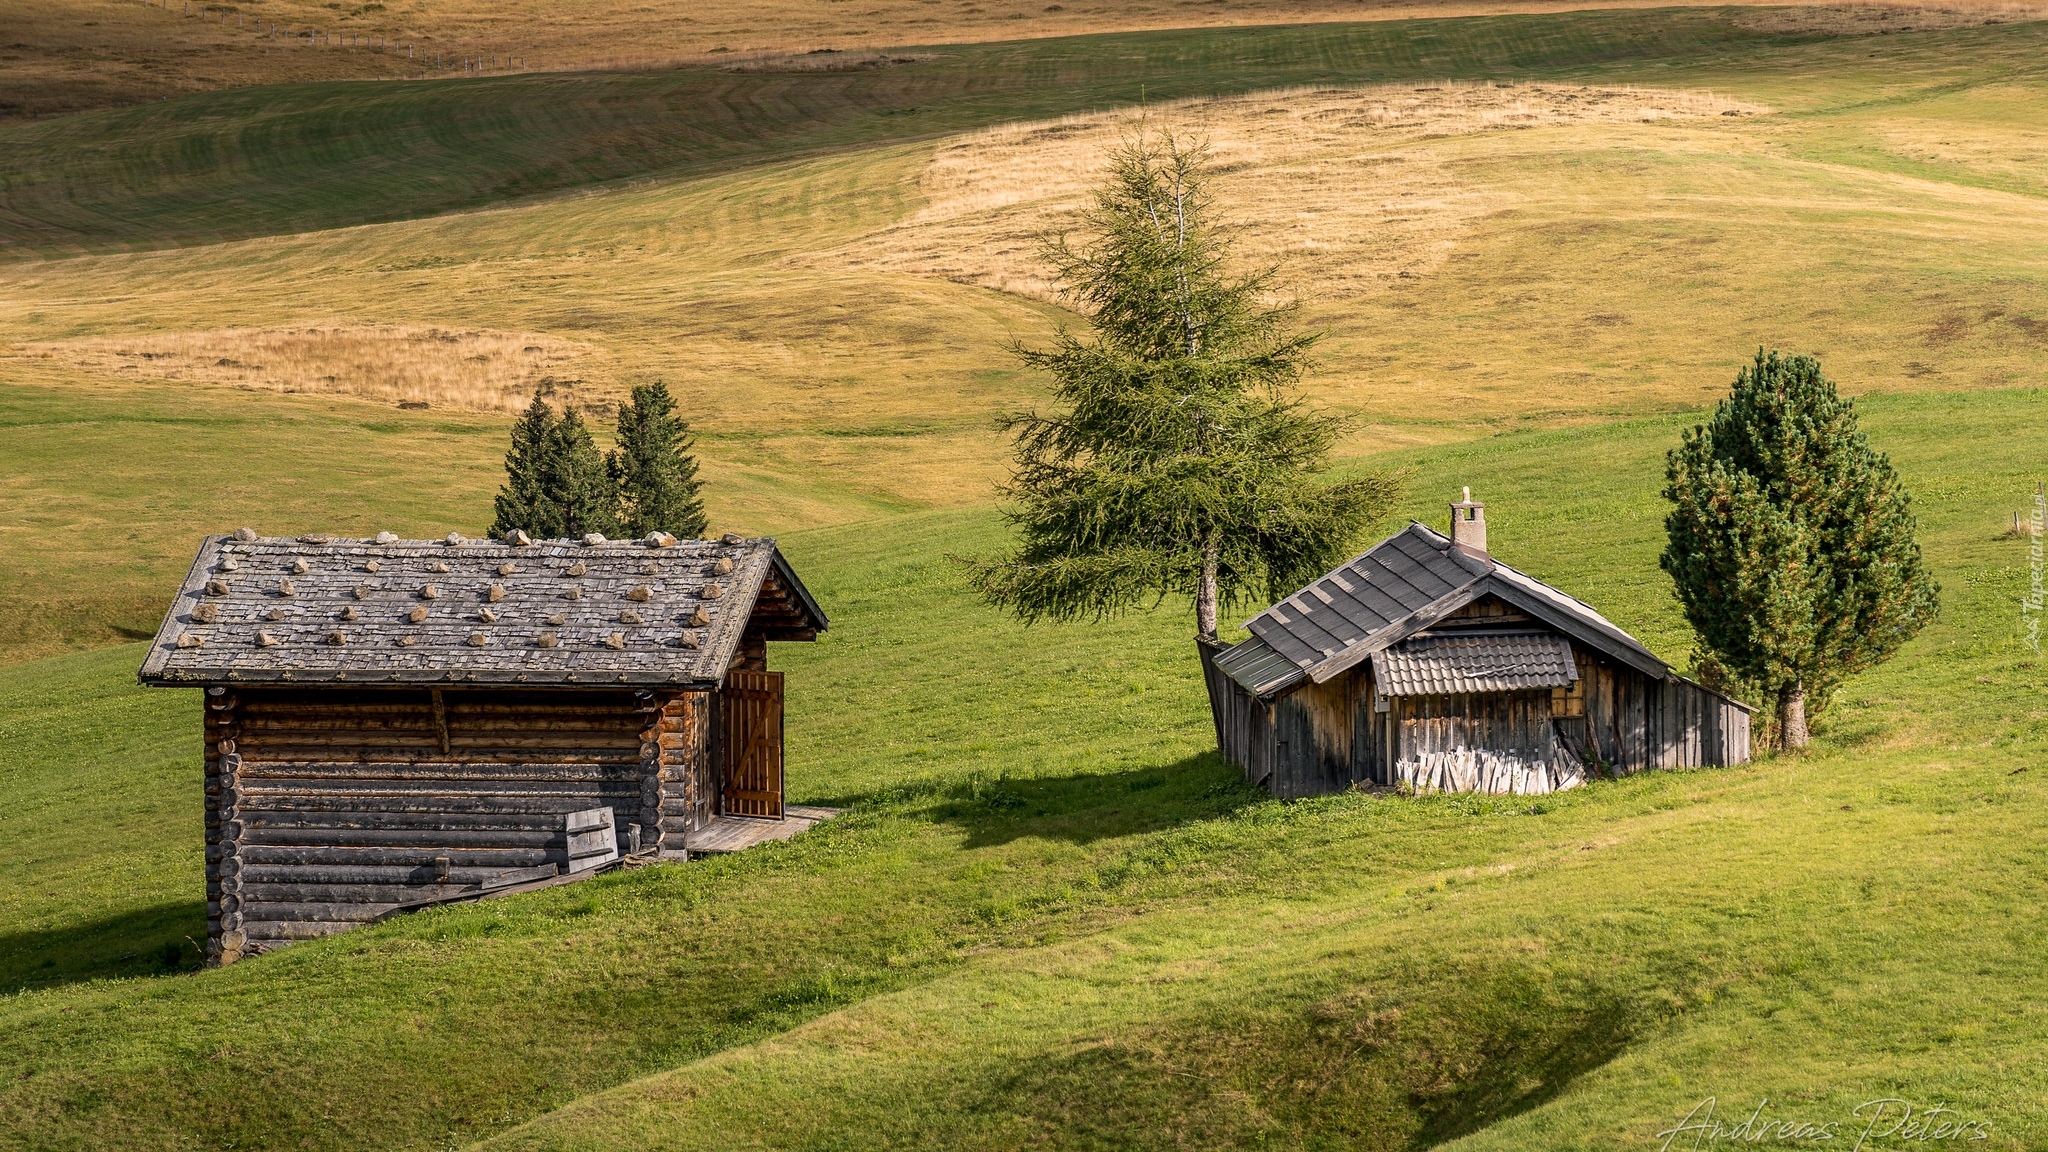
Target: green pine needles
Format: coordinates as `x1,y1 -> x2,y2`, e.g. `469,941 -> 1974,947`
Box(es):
965,131 -> 1399,643
491,382 -> 708,541
1662,350 -> 1940,750
610,381 -> 708,539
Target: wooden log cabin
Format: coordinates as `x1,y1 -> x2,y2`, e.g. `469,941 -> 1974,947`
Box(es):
1203,491 -> 1750,798
140,528 -> 828,965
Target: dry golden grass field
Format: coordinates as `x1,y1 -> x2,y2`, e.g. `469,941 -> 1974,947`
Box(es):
5,0 -> 2041,116
6,12 -> 2048,662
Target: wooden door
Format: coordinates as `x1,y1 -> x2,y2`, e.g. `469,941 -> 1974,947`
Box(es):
720,670 -> 784,819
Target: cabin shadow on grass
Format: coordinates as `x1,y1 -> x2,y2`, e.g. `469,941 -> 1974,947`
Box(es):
0,900 -> 208,993
918,754 -> 1264,849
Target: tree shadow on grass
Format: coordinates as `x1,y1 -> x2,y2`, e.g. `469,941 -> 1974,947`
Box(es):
0,900 -> 207,993
900,753 -> 1266,849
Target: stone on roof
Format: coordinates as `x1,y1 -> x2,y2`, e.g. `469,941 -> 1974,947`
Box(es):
138,532 -> 826,688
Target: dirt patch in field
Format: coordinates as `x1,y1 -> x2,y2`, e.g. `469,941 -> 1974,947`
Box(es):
17,325 -> 606,413
824,82 -> 1765,305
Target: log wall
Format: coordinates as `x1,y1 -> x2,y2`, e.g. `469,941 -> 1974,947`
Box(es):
205,685 -> 714,959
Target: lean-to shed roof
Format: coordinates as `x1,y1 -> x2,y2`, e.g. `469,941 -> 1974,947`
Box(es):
1212,522 -> 1667,699
138,531 -> 826,688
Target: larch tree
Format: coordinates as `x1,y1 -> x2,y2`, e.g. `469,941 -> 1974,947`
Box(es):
490,390 -> 620,540
964,130 -> 1399,644
610,381 -> 708,539
1662,350 -> 1939,750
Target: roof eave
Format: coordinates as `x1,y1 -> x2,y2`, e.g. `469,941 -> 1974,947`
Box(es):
767,544 -> 830,634
1475,574 -> 1668,679
139,667 -> 724,689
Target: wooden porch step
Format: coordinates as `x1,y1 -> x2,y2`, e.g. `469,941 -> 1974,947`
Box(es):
684,805 -> 840,855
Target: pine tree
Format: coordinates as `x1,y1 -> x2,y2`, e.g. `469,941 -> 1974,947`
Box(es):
490,391 -> 620,540
545,407 -> 618,539
491,393 -> 560,538
964,131 -> 1399,642
1662,350 -> 1939,749
610,381 -> 708,538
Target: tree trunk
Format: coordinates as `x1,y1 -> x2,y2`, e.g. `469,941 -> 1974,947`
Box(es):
1196,540 -> 1219,643
1778,681 -> 1809,751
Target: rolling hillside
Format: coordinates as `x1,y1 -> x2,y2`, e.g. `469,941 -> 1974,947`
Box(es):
3,388 -> 2042,1149
2,7 -> 2046,1150
4,14 -> 2046,661
13,0 -> 2029,117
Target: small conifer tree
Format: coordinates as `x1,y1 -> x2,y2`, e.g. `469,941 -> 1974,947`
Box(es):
964,131 -> 1398,643
492,394 -> 561,538
1662,350 -> 1939,749
610,381 -> 708,538
546,407 -> 618,538
491,391 -> 620,539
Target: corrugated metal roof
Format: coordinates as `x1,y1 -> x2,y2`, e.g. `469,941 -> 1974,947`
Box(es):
138,533 -> 826,687
1371,632 -> 1577,696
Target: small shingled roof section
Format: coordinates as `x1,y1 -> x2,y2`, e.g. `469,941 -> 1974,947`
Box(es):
138,533 -> 827,688
1217,521 -> 1666,699
1370,633 -> 1577,697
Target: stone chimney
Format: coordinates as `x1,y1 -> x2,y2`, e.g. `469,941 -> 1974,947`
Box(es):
1449,486 -> 1487,554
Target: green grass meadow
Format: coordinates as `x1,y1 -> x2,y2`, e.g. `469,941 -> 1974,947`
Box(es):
4,387 -> 2044,1149
4,6 -> 2048,1150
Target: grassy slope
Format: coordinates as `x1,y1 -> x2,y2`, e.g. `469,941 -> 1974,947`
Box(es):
2,388 -> 2042,1151
0,8 -> 1966,258
15,0 -> 1860,119
5,19 -> 2045,662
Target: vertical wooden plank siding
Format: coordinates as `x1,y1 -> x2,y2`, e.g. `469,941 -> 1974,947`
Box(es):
719,670 -> 785,819
1203,638 -> 1751,800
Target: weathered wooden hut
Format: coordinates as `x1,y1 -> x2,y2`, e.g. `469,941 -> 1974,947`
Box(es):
140,528 -> 827,964
1203,491 -> 1750,798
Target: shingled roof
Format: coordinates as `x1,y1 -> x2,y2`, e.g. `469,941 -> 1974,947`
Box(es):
1211,522 -> 1665,699
1370,632 -> 1578,697
138,530 -> 826,688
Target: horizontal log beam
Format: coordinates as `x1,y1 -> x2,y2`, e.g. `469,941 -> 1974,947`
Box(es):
238,776 -> 641,795
238,763 -> 640,781
243,812 -> 580,833
243,920 -> 370,941
241,827 -> 563,849
241,882 -> 478,903
240,864 -> 536,885
238,846 -> 553,867
240,799 -> 634,820
239,901 -> 396,923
